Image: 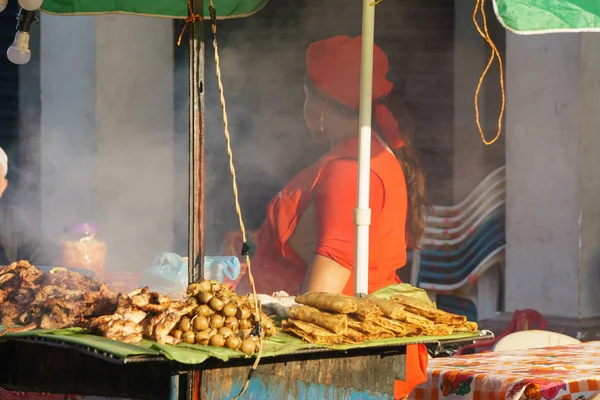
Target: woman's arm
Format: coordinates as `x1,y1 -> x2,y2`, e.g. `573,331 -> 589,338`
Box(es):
302,159 -> 385,294
303,254 -> 351,293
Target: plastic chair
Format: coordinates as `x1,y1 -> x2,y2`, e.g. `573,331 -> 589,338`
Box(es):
436,294 -> 478,322
419,235 -> 505,278
418,245 -> 506,291
492,330 -> 580,352
426,185 -> 505,229
455,309 -> 547,355
423,201 -> 505,242
420,217 -> 504,259
429,166 -> 505,218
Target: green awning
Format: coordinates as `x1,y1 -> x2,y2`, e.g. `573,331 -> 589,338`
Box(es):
40,0 -> 270,19
494,0 -> 600,34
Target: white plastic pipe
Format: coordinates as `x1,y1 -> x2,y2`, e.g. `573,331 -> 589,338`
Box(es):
354,0 -> 376,298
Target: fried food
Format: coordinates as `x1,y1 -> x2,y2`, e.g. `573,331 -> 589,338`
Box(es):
0,261 -> 118,331
348,316 -> 395,339
422,324 -> 455,336
352,299 -> 383,321
295,292 -> 358,314
368,298 -> 406,320
452,321 -> 478,333
394,309 -> 435,327
289,306 -> 347,334
391,294 -> 467,324
89,286 -> 195,345
283,290 -> 479,345
371,316 -> 409,337
282,319 -> 345,345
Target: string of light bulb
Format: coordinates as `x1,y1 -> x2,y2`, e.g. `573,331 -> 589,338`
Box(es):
0,0 -> 42,65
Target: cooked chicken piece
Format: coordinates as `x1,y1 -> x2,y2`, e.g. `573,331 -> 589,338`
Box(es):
0,260 -> 118,332
153,311 -> 183,345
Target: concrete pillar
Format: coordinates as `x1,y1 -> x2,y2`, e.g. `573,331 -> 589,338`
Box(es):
40,14 -> 174,271
505,32 -> 600,319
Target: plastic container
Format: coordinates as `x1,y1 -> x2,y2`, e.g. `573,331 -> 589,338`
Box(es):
59,222 -> 107,276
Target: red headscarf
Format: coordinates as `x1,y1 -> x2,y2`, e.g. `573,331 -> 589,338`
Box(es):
306,35 -> 404,149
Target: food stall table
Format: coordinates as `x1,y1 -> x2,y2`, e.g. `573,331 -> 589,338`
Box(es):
0,331 -> 491,399
410,341 -> 600,400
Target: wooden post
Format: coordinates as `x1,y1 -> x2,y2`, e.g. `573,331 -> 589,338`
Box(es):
187,0 -> 204,397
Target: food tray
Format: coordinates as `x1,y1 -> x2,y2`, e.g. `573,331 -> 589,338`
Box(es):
0,327 -> 493,367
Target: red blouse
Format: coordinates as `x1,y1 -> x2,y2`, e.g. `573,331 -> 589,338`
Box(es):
237,133 -> 407,296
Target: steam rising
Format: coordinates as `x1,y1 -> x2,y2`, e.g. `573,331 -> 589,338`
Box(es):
12,0 -> 470,274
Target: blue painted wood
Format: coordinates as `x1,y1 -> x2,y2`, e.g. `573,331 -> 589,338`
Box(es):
199,350 -> 406,399
205,378 -> 395,400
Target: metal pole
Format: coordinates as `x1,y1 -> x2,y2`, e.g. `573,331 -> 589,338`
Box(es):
354,0 -> 376,298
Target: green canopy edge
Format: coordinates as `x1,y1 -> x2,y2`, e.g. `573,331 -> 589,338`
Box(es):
494,0 -> 600,35
40,0 -> 270,20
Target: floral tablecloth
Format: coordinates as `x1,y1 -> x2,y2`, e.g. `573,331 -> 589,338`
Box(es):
410,341 -> 600,400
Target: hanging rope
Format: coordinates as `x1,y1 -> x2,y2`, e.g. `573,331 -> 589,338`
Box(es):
177,0 -> 203,47
208,1 -> 264,398
472,0 -> 505,146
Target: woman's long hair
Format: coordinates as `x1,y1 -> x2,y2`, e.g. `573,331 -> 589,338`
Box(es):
305,77 -> 428,248
388,100 -> 429,248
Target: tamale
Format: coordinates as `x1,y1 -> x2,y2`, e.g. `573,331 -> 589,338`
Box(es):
368,298 -> 406,319
352,299 -> 383,321
282,319 -> 345,345
295,292 -> 358,314
289,306 -> 348,334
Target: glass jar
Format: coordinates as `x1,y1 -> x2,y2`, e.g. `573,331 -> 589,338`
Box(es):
60,222 -> 107,276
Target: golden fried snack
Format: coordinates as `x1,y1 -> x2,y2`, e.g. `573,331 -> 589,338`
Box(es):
289,306 -> 348,334
452,321 -> 478,333
295,292 -> 358,314
391,294 -> 467,324
281,319 -> 345,345
352,299 -> 383,321
368,298 -> 406,319
348,316 -> 395,338
394,309 -> 435,327
404,323 -> 424,337
372,317 -> 409,337
344,327 -> 367,344
422,324 -> 454,336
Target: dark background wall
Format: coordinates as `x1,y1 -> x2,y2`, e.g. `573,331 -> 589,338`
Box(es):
174,0 -> 456,255
0,1 -> 20,188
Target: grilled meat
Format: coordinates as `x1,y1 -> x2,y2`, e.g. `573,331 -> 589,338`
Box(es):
89,286 -> 195,345
0,261 -> 118,331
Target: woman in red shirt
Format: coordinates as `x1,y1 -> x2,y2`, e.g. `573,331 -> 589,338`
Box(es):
237,35 -> 429,399
237,35 -> 427,297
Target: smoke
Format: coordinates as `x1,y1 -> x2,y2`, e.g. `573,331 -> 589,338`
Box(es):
9,0 -> 486,275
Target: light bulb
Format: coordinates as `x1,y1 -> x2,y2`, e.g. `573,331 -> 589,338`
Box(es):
17,0 -> 42,11
7,31 -> 31,65
0,0 -> 8,12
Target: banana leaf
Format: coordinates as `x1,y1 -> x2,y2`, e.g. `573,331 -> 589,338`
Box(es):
0,284 -> 482,364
